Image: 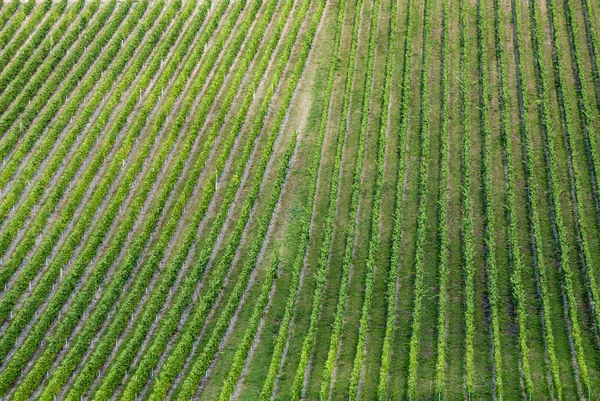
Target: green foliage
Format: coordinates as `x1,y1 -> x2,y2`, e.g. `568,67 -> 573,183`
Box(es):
0,0 -> 108,146
530,0 -> 590,396
345,0 -> 384,396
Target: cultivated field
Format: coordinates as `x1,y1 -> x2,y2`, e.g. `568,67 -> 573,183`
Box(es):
0,0 -> 599,399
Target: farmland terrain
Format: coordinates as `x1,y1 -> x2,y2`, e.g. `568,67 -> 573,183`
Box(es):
0,0 -> 600,399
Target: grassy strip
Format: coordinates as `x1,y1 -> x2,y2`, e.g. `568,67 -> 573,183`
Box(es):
0,0 -> 220,374
0,0 -> 109,142
172,138 -> 298,400
377,0 -> 414,396
476,0 -> 505,397
0,0 -> 191,286
343,0 -> 387,397
287,0 -> 363,399
492,0 -> 533,396
318,0 -> 381,398
459,0 -> 476,393
0,0 -> 234,395
435,0 -> 449,394
256,0 -> 347,397
406,0 -> 434,397
529,0 -> 591,396
147,3 -> 325,397
217,250 -> 280,401
0,0 -> 52,74
510,0 -> 563,397
85,0 -> 301,398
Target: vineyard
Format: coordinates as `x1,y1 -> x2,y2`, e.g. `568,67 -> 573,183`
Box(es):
0,0 -> 599,399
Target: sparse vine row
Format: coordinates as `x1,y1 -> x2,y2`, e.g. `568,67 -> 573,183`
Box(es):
476,0 -> 504,397
548,0 -> 600,336
529,0 -> 592,396
459,0 -> 476,393
492,0 -> 533,396
320,0 -> 381,397
377,0 -> 415,395
510,0 -> 563,396
435,0 -> 449,394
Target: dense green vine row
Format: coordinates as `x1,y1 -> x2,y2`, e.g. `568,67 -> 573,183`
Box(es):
217,250 -> 280,401
0,0 -> 34,51
319,0 -> 380,398
0,2 -> 180,399
0,0 -> 220,367
14,0 -> 255,398
529,0 -> 591,396
377,0 -> 414,395
0,0 -> 221,329
288,0 -> 362,398
172,138 -> 298,400
0,0 -> 108,142
0,1 -> 19,34
493,0 -> 533,396
0,0 -> 192,286
256,0 -> 347,396
0,0 -> 51,74
459,0 -> 475,393
83,0 -> 301,398
0,0 -> 127,163
148,3 -> 325,396
511,0 -> 563,396
0,0 -> 157,231
0,0 -> 143,197
0,0 -> 230,394
0,0 -> 70,103
0,0 -> 135,332
477,0 -> 505,397
435,0 -> 450,394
